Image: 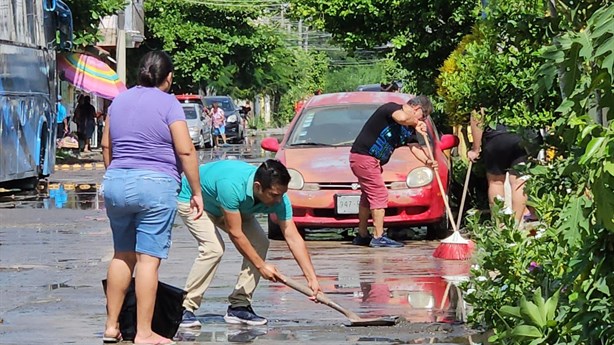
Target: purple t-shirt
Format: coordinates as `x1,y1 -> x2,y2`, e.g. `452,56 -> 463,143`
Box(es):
107,86 -> 186,181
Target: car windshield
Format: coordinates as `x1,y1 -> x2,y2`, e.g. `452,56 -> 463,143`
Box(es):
286,104 -> 381,147
182,105 -> 199,120
205,98 -> 235,112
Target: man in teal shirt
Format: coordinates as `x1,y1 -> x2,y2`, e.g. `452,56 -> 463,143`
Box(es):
177,159 -> 321,327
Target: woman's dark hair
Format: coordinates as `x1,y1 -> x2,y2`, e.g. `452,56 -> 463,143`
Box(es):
255,159 -> 291,190
137,51 -> 174,87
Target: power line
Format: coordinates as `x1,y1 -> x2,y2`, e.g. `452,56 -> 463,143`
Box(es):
181,0 -> 284,7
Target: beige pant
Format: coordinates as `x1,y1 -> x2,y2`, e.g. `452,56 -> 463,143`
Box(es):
177,201 -> 269,312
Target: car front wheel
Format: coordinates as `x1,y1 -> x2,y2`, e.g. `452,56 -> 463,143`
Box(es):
204,130 -> 213,148
426,214 -> 452,240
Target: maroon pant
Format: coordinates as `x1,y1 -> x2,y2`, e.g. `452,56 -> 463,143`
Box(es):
349,152 -> 388,209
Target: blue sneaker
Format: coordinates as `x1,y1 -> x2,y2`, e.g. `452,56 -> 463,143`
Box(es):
352,234 -> 372,246
224,305 -> 268,326
180,310 -> 201,328
369,236 -> 404,248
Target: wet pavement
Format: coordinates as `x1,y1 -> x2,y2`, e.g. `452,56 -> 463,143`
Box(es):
0,135 -> 482,344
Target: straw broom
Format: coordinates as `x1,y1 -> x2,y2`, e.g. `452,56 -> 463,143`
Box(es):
420,132 -> 474,260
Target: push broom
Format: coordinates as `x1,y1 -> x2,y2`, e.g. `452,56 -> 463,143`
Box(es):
420,132 -> 474,260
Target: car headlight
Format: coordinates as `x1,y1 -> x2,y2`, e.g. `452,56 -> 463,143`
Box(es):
287,169 -> 304,190
227,114 -> 237,123
406,167 -> 433,188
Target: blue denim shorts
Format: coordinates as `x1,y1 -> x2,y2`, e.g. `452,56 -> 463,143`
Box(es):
103,169 -> 179,259
214,126 -> 225,135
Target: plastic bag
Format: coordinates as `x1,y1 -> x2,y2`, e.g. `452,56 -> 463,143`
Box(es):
102,278 -> 186,341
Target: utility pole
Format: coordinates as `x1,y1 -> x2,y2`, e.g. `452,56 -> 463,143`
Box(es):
298,19 -> 302,49
116,9 -> 126,83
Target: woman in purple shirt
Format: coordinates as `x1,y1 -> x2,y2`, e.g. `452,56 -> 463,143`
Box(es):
101,51 -> 203,345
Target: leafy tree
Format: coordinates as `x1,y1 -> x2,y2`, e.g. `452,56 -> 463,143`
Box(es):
142,0 -> 331,124
64,0 -> 126,46
145,0 -> 291,97
289,0 -> 479,95
277,49 -> 328,123
437,0 -> 558,128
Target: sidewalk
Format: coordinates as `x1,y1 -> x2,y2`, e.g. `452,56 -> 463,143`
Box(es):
55,148 -> 104,171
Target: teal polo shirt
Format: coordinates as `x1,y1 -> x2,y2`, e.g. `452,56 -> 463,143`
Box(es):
178,160 -> 292,221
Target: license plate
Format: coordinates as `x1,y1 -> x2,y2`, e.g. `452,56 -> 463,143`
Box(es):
336,195 -> 360,214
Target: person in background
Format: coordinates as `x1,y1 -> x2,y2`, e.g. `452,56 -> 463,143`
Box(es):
350,96 -> 436,248
101,51 -> 203,345
95,111 -> 106,149
467,111 -> 529,223
177,159 -> 321,328
74,95 -> 96,152
381,82 -> 400,92
211,102 -> 227,146
56,96 -> 68,138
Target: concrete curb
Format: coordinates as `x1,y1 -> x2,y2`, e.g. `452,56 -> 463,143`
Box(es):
54,162 -> 106,171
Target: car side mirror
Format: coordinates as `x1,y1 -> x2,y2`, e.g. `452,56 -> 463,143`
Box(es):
439,134 -> 460,151
261,137 -> 280,152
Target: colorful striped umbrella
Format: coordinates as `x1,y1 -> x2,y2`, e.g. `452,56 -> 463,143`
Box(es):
58,53 -> 127,100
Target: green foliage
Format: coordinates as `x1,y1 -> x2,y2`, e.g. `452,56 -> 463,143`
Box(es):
323,59 -> 385,93
64,0 -> 126,47
463,203 -> 570,342
437,0 -> 558,128
289,0 -> 479,95
145,0 -> 285,95
277,50 -> 328,123
496,288 -> 561,344
143,0 -> 329,126
464,3 -> 614,344
247,115 -> 266,131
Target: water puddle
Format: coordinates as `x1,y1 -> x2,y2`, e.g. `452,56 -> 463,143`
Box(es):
47,281 -> 71,290
0,135 -> 281,209
0,266 -> 34,272
0,182 -> 104,210
175,325 -> 481,344
174,257 -> 475,344
197,141 -> 272,164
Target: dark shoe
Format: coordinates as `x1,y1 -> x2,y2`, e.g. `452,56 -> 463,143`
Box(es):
224,305 -> 268,326
180,310 -> 201,328
352,234 -> 373,246
369,236 -> 404,248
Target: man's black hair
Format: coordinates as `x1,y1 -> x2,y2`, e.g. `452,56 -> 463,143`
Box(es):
407,95 -> 433,116
255,159 -> 291,190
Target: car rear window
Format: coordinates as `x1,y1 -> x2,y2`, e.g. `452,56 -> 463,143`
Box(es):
182,104 -> 199,120
286,105 -> 380,146
204,98 -> 235,112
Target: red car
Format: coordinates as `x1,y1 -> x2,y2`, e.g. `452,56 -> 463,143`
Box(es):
261,92 -> 459,240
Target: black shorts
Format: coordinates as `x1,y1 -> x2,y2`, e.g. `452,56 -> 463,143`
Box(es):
482,132 -> 527,175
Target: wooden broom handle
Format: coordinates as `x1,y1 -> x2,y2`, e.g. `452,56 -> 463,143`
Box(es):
456,160 -> 473,231
277,273 -> 360,319
420,132 -> 459,233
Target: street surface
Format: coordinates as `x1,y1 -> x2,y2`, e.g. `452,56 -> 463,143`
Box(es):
0,134 -> 481,344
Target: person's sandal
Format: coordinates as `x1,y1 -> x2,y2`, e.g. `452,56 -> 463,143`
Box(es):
102,332 -> 122,343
